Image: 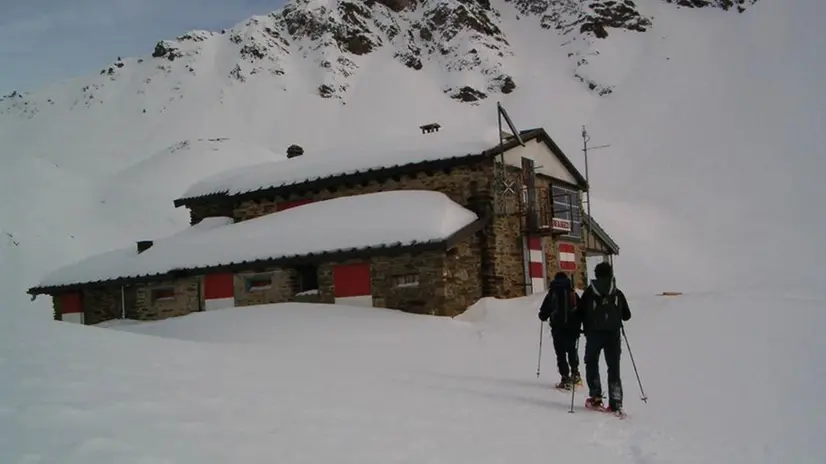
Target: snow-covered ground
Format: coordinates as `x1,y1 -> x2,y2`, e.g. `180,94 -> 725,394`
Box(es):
2,292 -> 824,463
1,0 -> 825,461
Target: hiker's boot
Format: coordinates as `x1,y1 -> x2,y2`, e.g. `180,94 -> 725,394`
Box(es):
554,376 -> 572,390
585,396 -> 604,409
572,371 -> 583,387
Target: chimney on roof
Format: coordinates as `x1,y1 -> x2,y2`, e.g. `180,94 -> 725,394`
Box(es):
419,123 -> 441,134
287,144 -> 304,159
137,240 -> 153,254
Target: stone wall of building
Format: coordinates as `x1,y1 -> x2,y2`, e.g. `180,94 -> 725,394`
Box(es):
52,295 -> 62,321
82,286 -> 122,325
233,269 -> 295,307
232,163 -> 491,222
313,247 -> 480,317
188,199 -> 235,226
485,165 -> 535,299
442,234 -> 484,317
370,251 -> 447,316
484,164 -> 589,296
489,214 -> 527,298
133,277 -> 201,321
315,263 -> 337,304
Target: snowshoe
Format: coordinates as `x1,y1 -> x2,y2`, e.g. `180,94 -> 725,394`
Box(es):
585,397 -> 626,418
554,377 -> 572,390
585,396 -> 605,410
572,372 -> 583,387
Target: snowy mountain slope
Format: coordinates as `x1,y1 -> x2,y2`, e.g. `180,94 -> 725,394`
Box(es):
2,0 -> 825,318
2,292 -> 824,463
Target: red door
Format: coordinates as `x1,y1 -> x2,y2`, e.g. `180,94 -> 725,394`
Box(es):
277,199 -> 314,212
333,263 -> 372,306
204,273 -> 235,310
59,292 -> 84,324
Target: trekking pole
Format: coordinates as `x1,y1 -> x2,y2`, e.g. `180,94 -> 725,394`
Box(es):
536,321 -> 545,377
621,325 -> 648,403
568,335 -> 579,413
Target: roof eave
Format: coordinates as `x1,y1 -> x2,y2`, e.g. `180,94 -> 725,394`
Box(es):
583,214 -> 620,255
26,226 -> 485,297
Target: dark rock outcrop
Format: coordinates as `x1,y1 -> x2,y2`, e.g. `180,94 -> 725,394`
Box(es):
446,86 -> 487,102
663,0 -> 758,13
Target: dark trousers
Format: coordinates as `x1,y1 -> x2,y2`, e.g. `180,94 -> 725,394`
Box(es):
551,328 -> 580,378
584,330 -> 623,408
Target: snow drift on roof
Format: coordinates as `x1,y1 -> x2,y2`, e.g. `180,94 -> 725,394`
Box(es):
179,124 -> 507,201
36,190 -> 478,289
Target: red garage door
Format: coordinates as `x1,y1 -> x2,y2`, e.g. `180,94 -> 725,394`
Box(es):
59,292 -> 84,324
333,263 -> 372,307
204,273 -> 235,310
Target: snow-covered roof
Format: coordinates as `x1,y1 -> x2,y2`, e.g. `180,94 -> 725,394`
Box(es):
31,190 -> 481,293
176,125 -> 508,202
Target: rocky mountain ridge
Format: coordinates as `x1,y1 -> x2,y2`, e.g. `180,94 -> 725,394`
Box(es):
1,0 -> 758,116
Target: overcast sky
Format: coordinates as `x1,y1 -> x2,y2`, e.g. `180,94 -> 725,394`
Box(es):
0,0 -> 285,94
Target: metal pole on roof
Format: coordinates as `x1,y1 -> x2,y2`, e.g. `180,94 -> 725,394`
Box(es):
495,102 -> 525,215
581,125 -> 610,284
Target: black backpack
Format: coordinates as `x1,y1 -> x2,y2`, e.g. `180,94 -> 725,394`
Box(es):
588,283 -> 622,330
549,282 -> 575,326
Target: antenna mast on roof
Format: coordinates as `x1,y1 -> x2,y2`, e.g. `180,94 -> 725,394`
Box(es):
581,124 -> 611,281
495,102 -> 525,215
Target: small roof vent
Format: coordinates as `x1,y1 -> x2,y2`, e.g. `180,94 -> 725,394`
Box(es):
419,123 -> 441,134
287,144 -> 304,159
137,240 -> 153,254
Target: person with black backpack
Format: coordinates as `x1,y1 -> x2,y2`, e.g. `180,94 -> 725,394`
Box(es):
538,272 -> 582,390
579,262 -> 631,413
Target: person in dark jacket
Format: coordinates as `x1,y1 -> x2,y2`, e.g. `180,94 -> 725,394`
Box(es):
538,272 -> 582,390
579,262 -> 631,413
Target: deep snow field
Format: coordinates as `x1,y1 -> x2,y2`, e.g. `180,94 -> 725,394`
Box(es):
2,291 -> 824,463
2,0 -> 826,462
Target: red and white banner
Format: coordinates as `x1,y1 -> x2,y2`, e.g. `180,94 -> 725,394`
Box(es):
525,236 -> 545,293
558,243 -> 577,271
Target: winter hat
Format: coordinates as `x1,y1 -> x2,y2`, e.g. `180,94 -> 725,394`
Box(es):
594,262 -> 613,279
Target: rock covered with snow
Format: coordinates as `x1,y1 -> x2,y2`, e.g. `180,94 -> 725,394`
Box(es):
662,0 -> 758,12
0,0 -> 763,119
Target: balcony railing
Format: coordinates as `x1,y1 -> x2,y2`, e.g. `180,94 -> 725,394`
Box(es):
519,186 -> 576,236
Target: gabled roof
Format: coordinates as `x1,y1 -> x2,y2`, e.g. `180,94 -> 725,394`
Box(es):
28,191 -> 487,296
518,128 -> 588,188
173,126 -> 588,207
582,214 -> 620,255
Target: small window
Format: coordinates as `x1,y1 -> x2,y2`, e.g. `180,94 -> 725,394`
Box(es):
295,264 -> 318,293
392,274 -> 419,288
245,274 -> 272,292
152,287 -> 175,302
